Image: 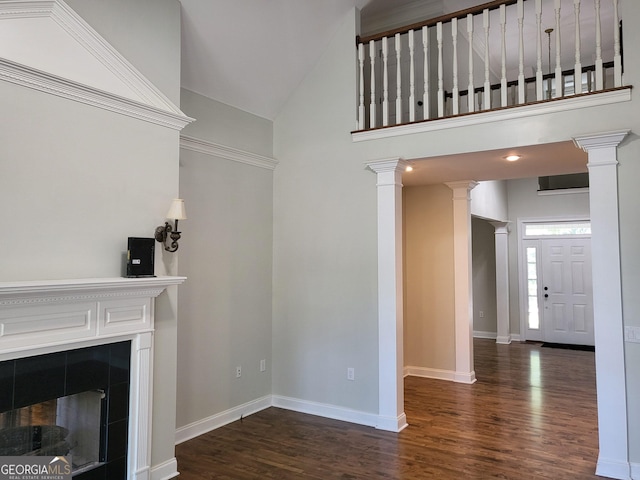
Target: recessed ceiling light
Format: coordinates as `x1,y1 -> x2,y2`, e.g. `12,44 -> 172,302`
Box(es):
505,155 -> 521,162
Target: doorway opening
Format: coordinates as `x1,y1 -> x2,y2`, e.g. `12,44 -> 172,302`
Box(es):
518,219 -> 594,346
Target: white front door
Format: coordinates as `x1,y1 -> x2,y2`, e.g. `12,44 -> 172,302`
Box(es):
540,237 -> 594,345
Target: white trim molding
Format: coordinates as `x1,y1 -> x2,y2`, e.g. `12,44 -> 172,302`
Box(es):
473,330 -> 498,340
0,0 -> 193,130
175,396 -> 272,445
150,458 -> 179,480
180,135 -> 278,170
352,88 -> 631,142
404,366 -> 457,382
272,395 -> 380,429
0,58 -> 193,131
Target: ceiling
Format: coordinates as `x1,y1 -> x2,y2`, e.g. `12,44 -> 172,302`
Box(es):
402,140 -> 587,186
178,0 -> 446,120
178,1 -> 590,186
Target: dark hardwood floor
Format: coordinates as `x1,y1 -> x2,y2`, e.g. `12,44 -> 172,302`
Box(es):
175,339 -> 598,479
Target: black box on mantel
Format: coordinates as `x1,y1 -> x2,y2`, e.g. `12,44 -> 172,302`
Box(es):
126,237 -> 155,277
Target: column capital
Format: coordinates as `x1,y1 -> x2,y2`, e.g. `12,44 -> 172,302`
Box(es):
573,130 -> 629,152
446,180 -> 479,199
365,157 -> 409,175
489,221 -> 510,234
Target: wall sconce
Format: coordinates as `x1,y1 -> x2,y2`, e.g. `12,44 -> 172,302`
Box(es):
155,198 -> 186,252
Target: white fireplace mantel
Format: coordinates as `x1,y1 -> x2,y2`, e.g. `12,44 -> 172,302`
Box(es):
0,276 -> 186,480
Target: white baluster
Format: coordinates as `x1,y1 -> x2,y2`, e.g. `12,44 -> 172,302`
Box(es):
358,43 -> 365,130
409,30 -> 416,122
613,0 -> 621,87
395,33 -> 402,124
422,26 -> 430,120
554,0 -> 563,97
594,0 -> 603,90
483,9 -> 491,109
452,17 -> 459,115
517,0 -> 525,104
369,40 -> 377,128
437,21 -> 444,117
382,36 -> 389,127
467,14 -> 475,113
574,0 -> 582,94
535,0 -> 544,100
500,4 -> 507,107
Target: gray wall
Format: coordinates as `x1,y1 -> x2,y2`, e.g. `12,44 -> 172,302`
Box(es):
177,90 -> 274,429
472,217 -> 497,336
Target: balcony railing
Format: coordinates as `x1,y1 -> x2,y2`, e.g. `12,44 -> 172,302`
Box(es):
355,0 -> 623,131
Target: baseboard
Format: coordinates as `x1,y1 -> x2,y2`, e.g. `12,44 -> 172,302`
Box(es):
596,456 -> 632,480
175,395 -> 271,444
271,394 -> 379,429
404,365 -> 456,381
473,330 -> 497,339
150,457 -> 179,480
511,334 -> 522,342
496,335 -> 512,344
630,461 -> 639,479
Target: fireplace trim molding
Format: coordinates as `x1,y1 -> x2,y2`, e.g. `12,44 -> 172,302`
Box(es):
0,276 -> 186,480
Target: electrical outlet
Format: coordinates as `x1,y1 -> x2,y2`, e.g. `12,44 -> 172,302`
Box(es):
347,367 -> 355,381
236,366 -> 242,378
260,359 -> 266,372
625,326 -> 640,343
479,311 -> 484,318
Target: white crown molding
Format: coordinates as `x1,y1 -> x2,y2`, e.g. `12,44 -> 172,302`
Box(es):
352,88 -> 632,142
0,58 -> 194,130
0,0 -> 194,130
180,135 -> 278,171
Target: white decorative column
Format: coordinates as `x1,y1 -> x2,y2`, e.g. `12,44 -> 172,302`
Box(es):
365,157 -> 409,433
574,130 -> 630,480
490,222 -> 511,344
446,181 -> 478,384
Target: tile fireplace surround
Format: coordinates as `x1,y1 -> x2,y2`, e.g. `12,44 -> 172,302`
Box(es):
0,276 -> 186,480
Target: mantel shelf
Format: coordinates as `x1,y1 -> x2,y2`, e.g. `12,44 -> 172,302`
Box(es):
0,276 -> 186,300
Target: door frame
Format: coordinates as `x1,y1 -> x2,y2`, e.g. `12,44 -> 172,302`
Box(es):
517,216 -> 591,343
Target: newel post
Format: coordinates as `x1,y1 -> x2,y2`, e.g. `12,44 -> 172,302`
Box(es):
365,157 -> 409,433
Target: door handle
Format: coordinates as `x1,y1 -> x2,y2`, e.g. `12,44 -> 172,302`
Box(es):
544,294 -> 549,298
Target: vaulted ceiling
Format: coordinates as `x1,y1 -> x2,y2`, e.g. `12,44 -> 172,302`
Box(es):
178,0 -> 590,180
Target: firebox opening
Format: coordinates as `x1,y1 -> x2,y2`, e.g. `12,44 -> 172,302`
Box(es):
0,390 -> 105,474
0,341 -> 131,480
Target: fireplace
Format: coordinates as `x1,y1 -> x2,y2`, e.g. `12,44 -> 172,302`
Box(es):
0,341 -> 131,478
0,276 -> 185,480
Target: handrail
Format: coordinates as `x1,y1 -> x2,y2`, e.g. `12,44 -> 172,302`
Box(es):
357,0 -> 524,45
